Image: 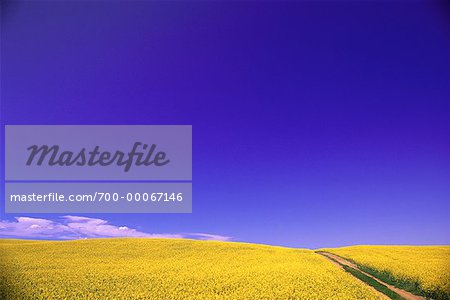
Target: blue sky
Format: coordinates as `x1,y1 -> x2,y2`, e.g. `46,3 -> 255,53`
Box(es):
1,1 -> 449,248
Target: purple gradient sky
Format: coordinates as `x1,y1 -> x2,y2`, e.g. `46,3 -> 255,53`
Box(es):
1,1 -> 449,248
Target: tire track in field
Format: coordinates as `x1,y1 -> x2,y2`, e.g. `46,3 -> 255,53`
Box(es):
317,252 -> 425,300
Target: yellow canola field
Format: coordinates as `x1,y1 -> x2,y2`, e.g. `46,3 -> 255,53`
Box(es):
0,238 -> 383,300
321,245 -> 450,299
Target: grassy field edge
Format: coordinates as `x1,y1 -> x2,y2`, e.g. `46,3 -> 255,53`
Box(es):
318,252 -> 402,300
356,262 -> 448,300
322,251 -> 448,300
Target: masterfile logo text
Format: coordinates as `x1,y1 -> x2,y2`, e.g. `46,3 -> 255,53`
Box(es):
26,142 -> 170,172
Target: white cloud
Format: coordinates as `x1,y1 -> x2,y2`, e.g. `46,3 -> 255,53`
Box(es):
185,233 -> 233,241
0,216 -> 232,242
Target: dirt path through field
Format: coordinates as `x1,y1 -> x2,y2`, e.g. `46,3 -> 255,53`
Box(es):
317,252 -> 424,300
